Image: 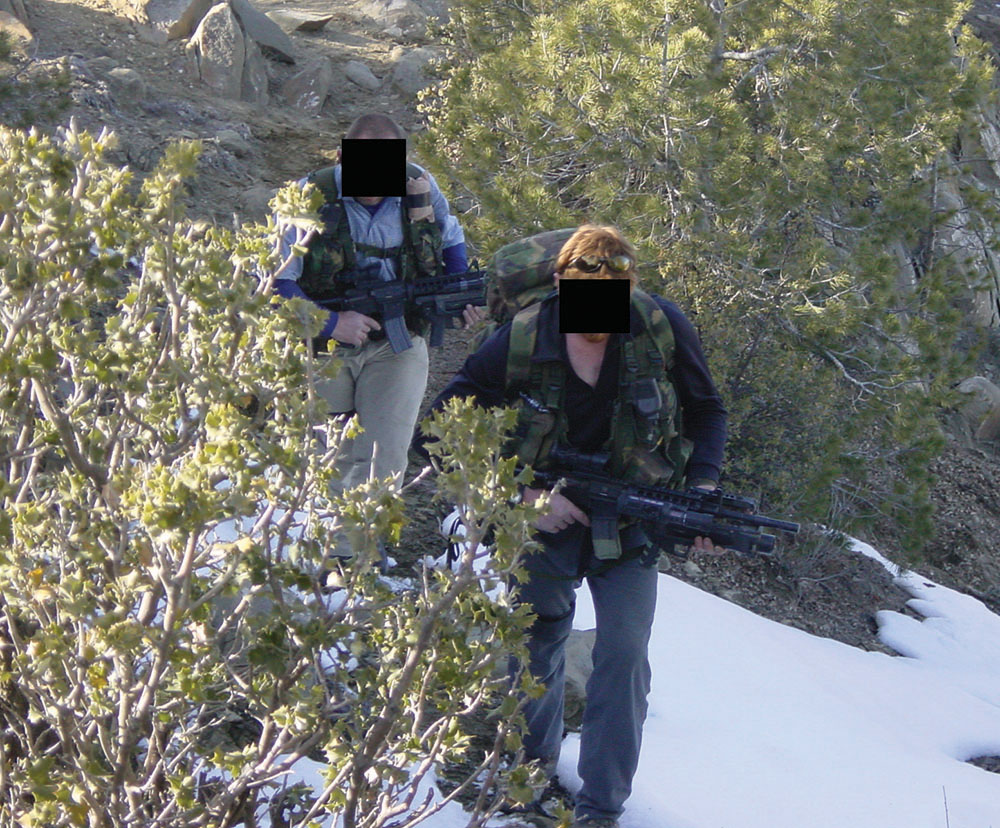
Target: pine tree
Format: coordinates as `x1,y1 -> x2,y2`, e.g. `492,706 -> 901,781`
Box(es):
420,0 -> 994,553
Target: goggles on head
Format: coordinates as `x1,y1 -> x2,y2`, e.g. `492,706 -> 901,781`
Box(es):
567,254 -> 635,274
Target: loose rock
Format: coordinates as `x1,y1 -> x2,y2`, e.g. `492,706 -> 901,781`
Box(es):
230,0 -> 296,63
143,0 -> 213,41
216,129 -> 252,157
344,60 -> 381,91
238,184 -> 275,219
265,9 -> 333,33
390,46 -> 439,96
86,56 -> 118,75
363,0 -> 427,39
281,57 -> 333,113
683,560 -> 704,577
108,67 -> 147,99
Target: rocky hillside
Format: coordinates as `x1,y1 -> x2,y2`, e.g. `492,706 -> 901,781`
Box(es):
1,0 -> 449,221
2,0 -> 1000,654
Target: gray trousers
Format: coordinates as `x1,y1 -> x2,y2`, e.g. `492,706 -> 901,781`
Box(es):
314,335 -> 429,489
514,524 -> 658,821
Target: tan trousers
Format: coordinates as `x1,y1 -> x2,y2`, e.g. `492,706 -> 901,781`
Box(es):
315,335 -> 429,491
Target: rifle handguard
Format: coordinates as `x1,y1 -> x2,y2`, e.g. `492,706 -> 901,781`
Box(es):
531,446 -> 800,557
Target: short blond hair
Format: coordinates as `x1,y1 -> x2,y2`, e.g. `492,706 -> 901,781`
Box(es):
554,224 -> 638,280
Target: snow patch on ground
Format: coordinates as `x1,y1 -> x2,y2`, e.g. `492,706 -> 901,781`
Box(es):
261,535 -> 1000,828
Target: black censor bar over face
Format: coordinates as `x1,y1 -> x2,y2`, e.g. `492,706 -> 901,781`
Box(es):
558,278 -> 630,334
341,138 -> 407,197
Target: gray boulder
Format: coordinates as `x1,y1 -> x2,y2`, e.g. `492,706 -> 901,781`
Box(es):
240,35 -> 269,105
363,0 -> 427,38
186,2 -> 245,98
86,56 -> 119,75
958,376 -> 1000,442
265,9 -> 332,32
344,60 -> 380,91
281,57 -> 332,113
144,0 -> 213,40
0,0 -> 26,25
216,129 -> 252,157
230,0 -> 295,63
390,46 -> 439,96
238,184 -> 276,219
108,67 -> 147,99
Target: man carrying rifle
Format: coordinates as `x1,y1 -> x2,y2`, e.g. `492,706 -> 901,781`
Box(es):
413,224 -> 727,828
273,112 -> 480,494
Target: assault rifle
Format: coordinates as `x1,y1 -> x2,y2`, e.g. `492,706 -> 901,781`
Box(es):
319,269 -> 487,353
530,446 -> 800,556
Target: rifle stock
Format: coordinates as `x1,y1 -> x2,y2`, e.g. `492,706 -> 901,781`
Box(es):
532,447 -> 799,557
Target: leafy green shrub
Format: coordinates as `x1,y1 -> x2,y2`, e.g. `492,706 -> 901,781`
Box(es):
0,123 -> 536,827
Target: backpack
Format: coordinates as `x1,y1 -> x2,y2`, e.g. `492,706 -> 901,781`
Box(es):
467,228 -> 575,352
488,228 -> 577,319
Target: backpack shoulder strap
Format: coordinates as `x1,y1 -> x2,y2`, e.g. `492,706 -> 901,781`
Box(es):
307,166 -> 340,205
302,166 -> 358,274
631,289 -> 675,372
506,301 -> 544,392
503,301 -> 567,467
628,289 -> 691,485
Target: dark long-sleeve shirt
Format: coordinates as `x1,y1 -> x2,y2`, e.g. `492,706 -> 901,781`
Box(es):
413,292 -> 727,483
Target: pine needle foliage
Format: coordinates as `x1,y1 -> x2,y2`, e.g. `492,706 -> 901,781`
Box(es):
419,0 -> 996,554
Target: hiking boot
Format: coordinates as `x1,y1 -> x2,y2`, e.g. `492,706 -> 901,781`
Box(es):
571,818 -> 619,828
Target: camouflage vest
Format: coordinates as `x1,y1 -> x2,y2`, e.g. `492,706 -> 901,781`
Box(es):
297,164 -> 445,304
504,289 -> 693,560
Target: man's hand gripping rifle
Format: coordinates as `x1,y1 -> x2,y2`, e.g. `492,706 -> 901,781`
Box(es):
320,269 -> 487,352
531,446 -> 800,556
